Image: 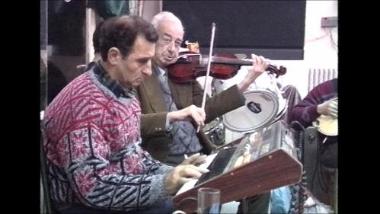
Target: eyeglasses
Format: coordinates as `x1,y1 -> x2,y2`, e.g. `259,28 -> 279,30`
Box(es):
158,34 -> 182,49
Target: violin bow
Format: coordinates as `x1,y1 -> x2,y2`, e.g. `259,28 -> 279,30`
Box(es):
198,22 -> 216,132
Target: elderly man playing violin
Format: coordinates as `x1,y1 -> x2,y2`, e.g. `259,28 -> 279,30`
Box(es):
137,11 -> 271,213
138,11 -> 268,165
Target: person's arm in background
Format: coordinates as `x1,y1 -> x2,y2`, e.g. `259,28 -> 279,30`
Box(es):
290,80 -> 337,127
140,105 -> 206,138
237,54 -> 267,93
191,80 -> 246,123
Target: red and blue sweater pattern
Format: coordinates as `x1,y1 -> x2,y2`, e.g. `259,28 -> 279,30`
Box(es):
43,71 -> 171,212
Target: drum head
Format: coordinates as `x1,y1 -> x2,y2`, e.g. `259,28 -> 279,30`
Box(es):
223,90 -> 279,132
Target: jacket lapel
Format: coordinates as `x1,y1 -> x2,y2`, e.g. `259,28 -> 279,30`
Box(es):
143,70 -> 167,113
142,64 -> 193,111
169,80 -> 192,109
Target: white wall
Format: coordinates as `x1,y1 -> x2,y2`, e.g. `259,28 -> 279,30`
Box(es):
223,1 -> 338,141
304,1 -> 338,66
272,0 -> 338,98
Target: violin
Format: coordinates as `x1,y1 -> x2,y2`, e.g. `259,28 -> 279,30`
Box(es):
167,52 -> 287,83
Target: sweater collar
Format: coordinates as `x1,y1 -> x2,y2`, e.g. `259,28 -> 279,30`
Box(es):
92,61 -> 136,98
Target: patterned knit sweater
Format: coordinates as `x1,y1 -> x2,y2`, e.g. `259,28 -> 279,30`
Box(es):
42,66 -> 172,212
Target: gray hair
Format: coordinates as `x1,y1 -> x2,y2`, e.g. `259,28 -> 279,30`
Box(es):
151,11 -> 184,32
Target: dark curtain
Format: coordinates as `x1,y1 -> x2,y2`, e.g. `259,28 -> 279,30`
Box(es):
48,0 -> 86,55
88,0 -> 129,19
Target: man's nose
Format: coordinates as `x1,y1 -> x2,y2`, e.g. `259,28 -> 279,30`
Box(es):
143,61 -> 152,76
167,41 -> 176,52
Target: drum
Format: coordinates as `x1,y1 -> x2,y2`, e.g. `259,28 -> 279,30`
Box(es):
223,89 -> 282,132
202,117 -> 225,145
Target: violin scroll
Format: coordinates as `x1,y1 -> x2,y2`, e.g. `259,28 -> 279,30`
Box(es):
185,41 -> 200,53
267,65 -> 287,78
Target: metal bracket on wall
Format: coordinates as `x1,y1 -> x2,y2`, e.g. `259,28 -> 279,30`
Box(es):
321,16 -> 338,28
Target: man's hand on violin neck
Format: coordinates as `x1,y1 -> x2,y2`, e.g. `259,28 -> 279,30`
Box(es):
250,54 -> 268,74
237,54 -> 268,92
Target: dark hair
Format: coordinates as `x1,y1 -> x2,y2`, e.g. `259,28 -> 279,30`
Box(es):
99,16 -> 158,61
92,20 -> 104,54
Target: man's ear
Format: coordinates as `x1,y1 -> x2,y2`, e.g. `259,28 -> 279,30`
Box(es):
107,47 -> 121,65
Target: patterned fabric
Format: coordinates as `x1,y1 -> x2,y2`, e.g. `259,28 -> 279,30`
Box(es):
42,64 -> 173,212
154,68 -> 201,155
93,61 -> 137,98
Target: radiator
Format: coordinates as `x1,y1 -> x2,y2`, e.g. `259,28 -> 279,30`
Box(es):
308,68 -> 338,91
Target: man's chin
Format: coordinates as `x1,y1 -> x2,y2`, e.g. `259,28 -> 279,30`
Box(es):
164,58 -> 177,65
156,59 -> 176,68
134,78 -> 144,86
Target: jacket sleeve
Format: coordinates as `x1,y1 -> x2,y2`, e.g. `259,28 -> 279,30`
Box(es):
141,112 -> 169,137
290,82 -> 335,127
192,81 -> 246,123
290,102 -> 319,128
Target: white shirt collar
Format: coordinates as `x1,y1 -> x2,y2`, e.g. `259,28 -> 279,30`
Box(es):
157,66 -> 167,77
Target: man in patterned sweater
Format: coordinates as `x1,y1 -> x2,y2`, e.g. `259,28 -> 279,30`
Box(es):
42,16 -> 208,214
